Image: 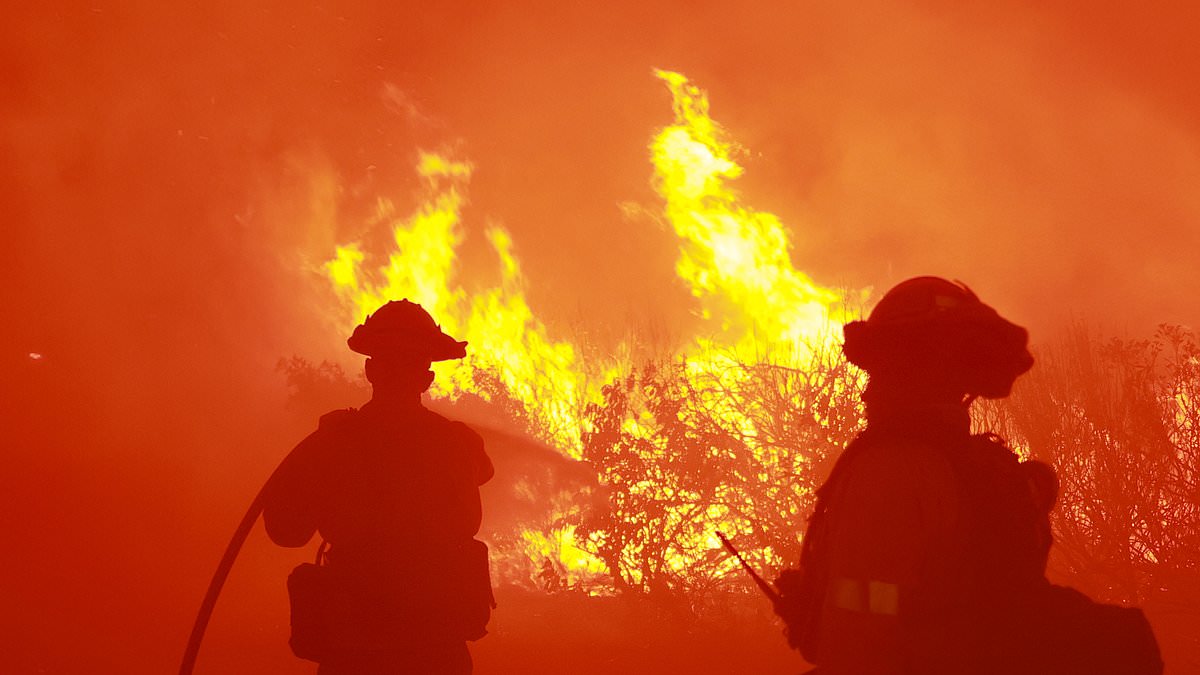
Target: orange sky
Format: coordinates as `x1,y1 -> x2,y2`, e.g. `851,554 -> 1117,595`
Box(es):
3,1 -> 1198,672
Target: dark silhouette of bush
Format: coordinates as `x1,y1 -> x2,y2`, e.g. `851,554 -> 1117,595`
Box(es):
979,324 -> 1200,669
278,323 -> 1199,666
573,341 -> 865,599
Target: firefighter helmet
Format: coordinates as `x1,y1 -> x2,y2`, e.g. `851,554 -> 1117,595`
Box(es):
842,276 -> 1033,398
347,299 -> 467,361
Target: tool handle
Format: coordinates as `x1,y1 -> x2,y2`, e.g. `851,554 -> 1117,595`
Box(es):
717,531 -> 781,603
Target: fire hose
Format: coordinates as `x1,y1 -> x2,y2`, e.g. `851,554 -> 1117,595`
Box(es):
179,458 -> 289,675
187,507 -> 776,671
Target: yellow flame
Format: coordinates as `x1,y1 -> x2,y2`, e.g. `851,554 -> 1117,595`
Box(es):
322,152 -> 467,324
521,526 -> 611,588
322,72 -> 859,591
652,69 -> 852,355
614,70 -> 859,579
323,152 -> 606,455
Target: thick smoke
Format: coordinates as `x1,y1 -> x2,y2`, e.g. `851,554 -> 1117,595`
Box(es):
3,1 -> 1197,672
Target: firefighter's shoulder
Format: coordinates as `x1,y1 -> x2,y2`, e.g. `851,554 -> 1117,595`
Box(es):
420,407 -> 485,448
838,437 -> 960,533
317,407 -> 359,430
436,416 -> 490,483
281,407 -> 359,465
848,436 -> 957,491
448,420 -> 484,449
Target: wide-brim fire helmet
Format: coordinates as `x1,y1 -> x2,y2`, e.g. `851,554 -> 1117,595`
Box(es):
842,277 -> 1033,399
347,299 -> 468,362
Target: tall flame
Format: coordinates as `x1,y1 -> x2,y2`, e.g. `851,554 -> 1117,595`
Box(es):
653,70 -> 852,357
322,71 -> 859,591
631,71 -> 860,581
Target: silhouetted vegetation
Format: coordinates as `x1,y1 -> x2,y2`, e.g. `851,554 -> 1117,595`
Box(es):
280,324 -> 1199,667
568,325 -> 1197,666
986,325 -> 1200,669
574,343 -> 864,597
277,357 -> 366,421
982,325 -> 1200,604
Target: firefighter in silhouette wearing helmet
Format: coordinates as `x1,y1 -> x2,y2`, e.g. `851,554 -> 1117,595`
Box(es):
264,300 -> 494,674
773,277 -> 1162,674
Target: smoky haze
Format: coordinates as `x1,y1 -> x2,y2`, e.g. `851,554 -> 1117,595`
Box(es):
3,1 -> 1197,672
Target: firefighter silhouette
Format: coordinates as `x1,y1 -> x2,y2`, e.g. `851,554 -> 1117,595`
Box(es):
773,277 -> 1162,674
264,300 -> 494,674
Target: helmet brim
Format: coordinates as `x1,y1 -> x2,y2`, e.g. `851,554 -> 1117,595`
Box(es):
346,299 -> 469,361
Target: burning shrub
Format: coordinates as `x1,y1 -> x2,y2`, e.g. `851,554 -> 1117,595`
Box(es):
981,324 -> 1200,607
276,325 -> 1200,664
978,324 -> 1200,667
573,342 -> 865,598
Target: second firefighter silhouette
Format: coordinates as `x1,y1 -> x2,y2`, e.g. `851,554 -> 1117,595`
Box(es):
264,300 -> 494,674
774,277 -> 1162,674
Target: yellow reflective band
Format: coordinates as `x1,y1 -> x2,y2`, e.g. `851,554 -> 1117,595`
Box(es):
868,581 -> 900,615
831,578 -> 900,615
831,577 -> 864,611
